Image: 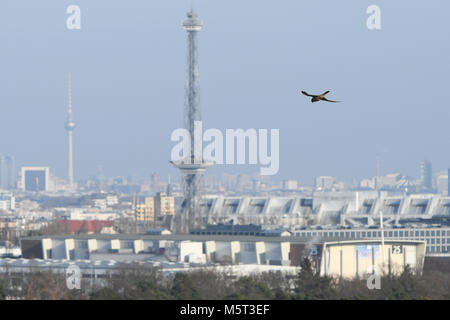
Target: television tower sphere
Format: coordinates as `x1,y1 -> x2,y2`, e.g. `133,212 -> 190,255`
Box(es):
65,121 -> 75,131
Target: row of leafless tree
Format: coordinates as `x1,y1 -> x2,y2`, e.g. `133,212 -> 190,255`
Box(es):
1,258 -> 450,300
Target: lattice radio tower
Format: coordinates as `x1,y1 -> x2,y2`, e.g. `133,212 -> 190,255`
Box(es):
171,8 -> 213,233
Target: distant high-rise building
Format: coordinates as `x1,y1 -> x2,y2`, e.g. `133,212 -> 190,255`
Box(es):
0,155 -> 16,190
315,176 -> 336,190
252,179 -> 261,194
166,175 -> 173,196
360,178 -> 375,189
155,192 -> 175,218
448,168 -> 450,196
135,193 -> 175,223
436,172 -> 448,195
0,156 -> 6,189
20,167 -> 50,192
420,160 -> 432,191
151,172 -> 159,193
136,197 -> 155,222
382,173 -> 401,187
283,180 -> 298,190
95,166 -> 106,192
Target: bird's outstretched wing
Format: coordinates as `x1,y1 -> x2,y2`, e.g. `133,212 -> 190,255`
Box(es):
301,91 -> 314,97
322,97 -> 341,103
320,90 -> 330,96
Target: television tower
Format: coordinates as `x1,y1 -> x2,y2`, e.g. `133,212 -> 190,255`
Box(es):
65,73 -> 76,189
171,8 -> 212,233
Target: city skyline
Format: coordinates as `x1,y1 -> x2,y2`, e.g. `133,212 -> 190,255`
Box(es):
0,1 -> 448,183
0,2 -> 450,303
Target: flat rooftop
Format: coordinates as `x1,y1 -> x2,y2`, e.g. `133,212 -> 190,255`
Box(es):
20,233 -> 431,245
20,234 -> 305,243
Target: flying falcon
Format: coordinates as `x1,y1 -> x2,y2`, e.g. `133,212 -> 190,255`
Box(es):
301,90 -> 341,103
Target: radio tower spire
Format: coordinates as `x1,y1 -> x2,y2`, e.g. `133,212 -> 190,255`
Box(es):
171,8 -> 213,233
65,72 -> 76,190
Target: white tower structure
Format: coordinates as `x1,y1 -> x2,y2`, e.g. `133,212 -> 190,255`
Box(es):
65,73 -> 76,189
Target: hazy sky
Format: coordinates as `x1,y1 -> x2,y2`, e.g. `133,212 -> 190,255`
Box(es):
0,1 -> 449,184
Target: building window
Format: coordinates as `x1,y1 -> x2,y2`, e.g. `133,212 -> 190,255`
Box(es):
431,231 -> 435,237
426,231 -> 430,236
362,232 -> 366,237
400,231 -> 404,237
431,239 -> 435,244
437,231 -> 441,236
351,232 -> 355,238
437,238 -> 441,244
394,231 -> 398,237
421,231 -> 425,236
415,231 -> 419,237
389,231 -> 393,237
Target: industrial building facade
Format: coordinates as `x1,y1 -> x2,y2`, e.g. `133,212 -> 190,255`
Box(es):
294,225 -> 449,254
197,192 -> 450,227
320,240 -> 426,279
19,234 -> 426,278
20,234 -> 291,266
